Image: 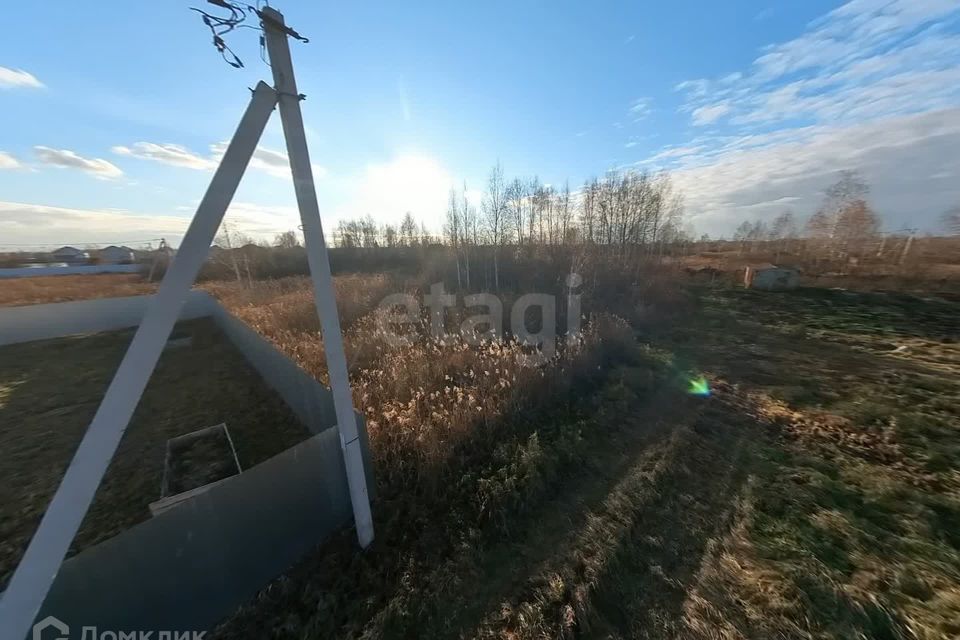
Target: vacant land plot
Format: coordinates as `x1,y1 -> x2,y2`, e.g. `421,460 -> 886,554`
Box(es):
211,285 -> 959,640
639,287 -> 960,639
0,318 -> 310,589
2,273 -> 958,638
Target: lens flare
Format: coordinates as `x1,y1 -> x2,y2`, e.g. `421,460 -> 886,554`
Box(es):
688,376 -> 710,396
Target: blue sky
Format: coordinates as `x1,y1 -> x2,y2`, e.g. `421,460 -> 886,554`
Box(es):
1,0 -> 959,248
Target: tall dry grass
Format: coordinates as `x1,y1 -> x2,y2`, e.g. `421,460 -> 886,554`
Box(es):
205,273 -> 643,493
0,274 -> 156,307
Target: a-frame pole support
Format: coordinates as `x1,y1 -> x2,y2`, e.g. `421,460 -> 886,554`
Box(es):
0,81 -> 278,640
262,7 -> 375,548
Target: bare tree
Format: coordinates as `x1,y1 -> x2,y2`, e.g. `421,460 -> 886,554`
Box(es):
529,177 -> 543,245
809,170 -> 878,258
482,162 -> 508,290
460,182 -> 476,289
558,181 -> 574,244
580,178 -> 598,244
383,224 -> 398,247
400,212 -> 418,246
770,211 -> 797,240
506,178 -> 528,246
273,230 -> 301,248
770,210 -> 797,261
444,188 -> 463,289
834,199 -> 879,244
214,220 -> 252,283
806,209 -> 834,239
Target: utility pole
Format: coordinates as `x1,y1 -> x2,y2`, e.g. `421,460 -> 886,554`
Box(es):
0,9 -> 373,639
261,7 -> 374,548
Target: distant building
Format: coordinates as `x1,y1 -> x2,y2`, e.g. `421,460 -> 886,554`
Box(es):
743,264 -> 800,291
98,245 -> 136,264
50,246 -> 90,265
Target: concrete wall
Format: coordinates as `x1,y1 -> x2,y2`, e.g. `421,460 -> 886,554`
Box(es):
207,301 -> 337,434
36,427 -> 370,634
0,293 -> 374,636
0,264 -> 142,279
0,293 -> 216,346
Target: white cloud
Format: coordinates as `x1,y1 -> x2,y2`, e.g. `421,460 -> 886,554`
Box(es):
754,8 -> 774,22
112,143 -> 213,170
691,103 -> 730,126
114,141 -> 326,180
222,202 -> 303,239
0,151 -> 21,169
0,201 -> 188,248
674,79 -> 709,96
660,0 -> 960,234
629,97 -> 652,120
671,108 -> 960,236
0,200 -> 310,248
646,145 -> 706,162
675,0 -> 960,128
0,66 -> 43,89
33,146 -> 123,179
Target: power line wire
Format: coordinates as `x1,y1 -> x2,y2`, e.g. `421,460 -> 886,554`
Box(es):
191,0 -> 307,69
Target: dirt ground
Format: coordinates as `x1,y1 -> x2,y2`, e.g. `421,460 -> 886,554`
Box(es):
0,318 -> 311,589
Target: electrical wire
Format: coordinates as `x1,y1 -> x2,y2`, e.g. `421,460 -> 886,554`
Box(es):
191,0 -> 308,69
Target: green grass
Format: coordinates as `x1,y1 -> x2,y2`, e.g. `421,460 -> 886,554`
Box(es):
652,286 -> 960,639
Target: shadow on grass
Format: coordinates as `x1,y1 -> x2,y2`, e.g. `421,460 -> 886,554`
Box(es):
212,286 -> 960,639
579,399 -> 752,639
642,286 -> 960,639
211,335 -> 647,637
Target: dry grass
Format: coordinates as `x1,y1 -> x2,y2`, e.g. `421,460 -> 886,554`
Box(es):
676,235 -> 960,295
5,268 -> 958,638
205,275 -> 643,495
0,274 -> 157,307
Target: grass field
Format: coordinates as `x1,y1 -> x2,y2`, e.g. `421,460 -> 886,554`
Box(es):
205,284 -> 960,639
0,273 -> 157,306
2,273 -> 958,638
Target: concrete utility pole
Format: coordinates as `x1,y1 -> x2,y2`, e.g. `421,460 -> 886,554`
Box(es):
262,7 -> 374,548
0,9 -> 373,639
0,81 -> 279,640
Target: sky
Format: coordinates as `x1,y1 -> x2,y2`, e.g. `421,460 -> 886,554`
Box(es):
1,0 -> 959,249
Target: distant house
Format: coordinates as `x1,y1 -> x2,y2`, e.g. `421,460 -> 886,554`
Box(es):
98,245 -> 136,264
743,264 -> 800,291
50,246 -> 90,265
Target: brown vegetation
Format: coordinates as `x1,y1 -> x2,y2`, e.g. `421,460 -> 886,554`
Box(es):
0,273 -> 157,307
2,202 -> 958,637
